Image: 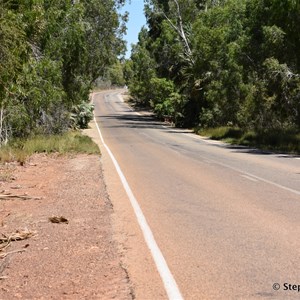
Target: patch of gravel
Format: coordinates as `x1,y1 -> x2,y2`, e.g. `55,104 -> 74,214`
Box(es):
0,154 -> 133,300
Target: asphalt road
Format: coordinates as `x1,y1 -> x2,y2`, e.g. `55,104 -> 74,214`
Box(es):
93,90 -> 300,300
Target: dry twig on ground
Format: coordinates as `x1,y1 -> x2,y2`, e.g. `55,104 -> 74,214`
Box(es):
0,229 -> 34,279
0,194 -> 41,200
0,229 -> 36,244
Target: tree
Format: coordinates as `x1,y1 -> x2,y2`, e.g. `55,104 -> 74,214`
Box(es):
129,28 -> 156,106
0,0 -> 127,143
107,61 -> 126,87
128,0 -> 300,131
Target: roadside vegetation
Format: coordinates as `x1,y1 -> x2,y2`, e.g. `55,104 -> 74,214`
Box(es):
0,0 -> 126,145
0,132 -> 100,165
121,0 -> 300,154
0,0 -> 128,163
197,127 -> 300,154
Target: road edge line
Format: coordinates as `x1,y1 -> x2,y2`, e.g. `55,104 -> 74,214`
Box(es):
92,92 -> 183,300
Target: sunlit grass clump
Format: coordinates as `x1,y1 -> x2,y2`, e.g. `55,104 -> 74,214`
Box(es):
0,131 -> 100,164
196,127 -> 300,154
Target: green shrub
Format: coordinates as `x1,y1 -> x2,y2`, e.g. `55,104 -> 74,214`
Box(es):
71,103 -> 95,129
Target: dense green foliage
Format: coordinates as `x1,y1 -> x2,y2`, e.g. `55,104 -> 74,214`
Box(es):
0,0 -> 125,144
128,0 -> 300,133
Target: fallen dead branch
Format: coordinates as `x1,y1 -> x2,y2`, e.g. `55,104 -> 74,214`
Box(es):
11,185 -> 22,190
0,240 -> 11,252
0,194 -> 41,200
0,229 -> 36,244
0,212 -> 10,227
0,229 -> 34,279
0,249 -> 25,259
0,190 -> 10,194
0,256 -> 10,278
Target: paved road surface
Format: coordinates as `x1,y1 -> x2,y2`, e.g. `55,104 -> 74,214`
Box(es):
93,90 -> 300,300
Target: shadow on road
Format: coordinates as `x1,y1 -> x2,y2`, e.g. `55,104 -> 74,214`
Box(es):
95,112 -> 300,159
213,143 -> 300,159
95,113 -> 164,129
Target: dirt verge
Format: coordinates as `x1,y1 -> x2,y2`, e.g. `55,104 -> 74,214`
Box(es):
0,153 -> 133,299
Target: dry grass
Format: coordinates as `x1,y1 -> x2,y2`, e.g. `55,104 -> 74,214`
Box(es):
0,131 -> 100,166
0,165 -> 15,182
196,127 -> 300,154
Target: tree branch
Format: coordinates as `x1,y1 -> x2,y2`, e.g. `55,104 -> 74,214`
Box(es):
156,0 -> 194,65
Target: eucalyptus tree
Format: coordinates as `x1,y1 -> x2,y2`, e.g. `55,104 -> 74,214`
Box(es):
127,0 -> 300,130
0,2 -> 28,143
242,0 -> 300,130
0,0 -> 127,143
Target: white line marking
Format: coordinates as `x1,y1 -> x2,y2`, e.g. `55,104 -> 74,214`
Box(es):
140,132 -> 152,139
181,133 -> 300,195
204,160 -> 214,164
92,92 -> 183,300
183,133 -> 224,145
210,159 -> 300,196
117,94 -> 124,102
241,175 -> 258,182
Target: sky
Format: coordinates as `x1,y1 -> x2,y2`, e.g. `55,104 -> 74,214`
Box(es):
119,0 -> 147,58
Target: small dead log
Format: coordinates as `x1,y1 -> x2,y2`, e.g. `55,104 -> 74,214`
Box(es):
0,194 -> 41,200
